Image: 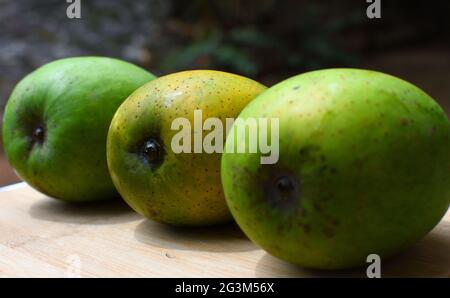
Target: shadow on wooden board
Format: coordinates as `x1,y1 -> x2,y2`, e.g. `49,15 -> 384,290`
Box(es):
254,220 -> 450,277
28,195 -> 139,225
134,219 -> 258,253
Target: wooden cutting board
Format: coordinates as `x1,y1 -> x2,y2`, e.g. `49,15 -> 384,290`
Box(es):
0,182 -> 448,277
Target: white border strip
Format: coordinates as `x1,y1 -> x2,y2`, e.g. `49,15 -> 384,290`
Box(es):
0,182 -> 27,192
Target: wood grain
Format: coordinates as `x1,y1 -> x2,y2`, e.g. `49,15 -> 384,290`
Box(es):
0,183 -> 448,277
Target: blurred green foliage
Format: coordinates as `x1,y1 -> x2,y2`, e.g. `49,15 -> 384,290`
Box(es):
160,0 -> 364,81
1,0 -> 449,103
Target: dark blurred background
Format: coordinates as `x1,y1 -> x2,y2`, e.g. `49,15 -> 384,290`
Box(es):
1,0 -> 450,185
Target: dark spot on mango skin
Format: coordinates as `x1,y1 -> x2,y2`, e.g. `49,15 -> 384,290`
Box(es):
142,139 -> 161,164
276,176 -> 296,195
277,220 -> 293,234
130,133 -> 166,171
299,145 -> 320,158
148,208 -> 159,218
400,118 -> 411,126
257,165 -> 302,210
32,126 -> 45,144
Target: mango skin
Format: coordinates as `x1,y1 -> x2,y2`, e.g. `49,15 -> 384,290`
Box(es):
221,69 -> 450,269
107,70 -> 267,226
2,57 -> 155,202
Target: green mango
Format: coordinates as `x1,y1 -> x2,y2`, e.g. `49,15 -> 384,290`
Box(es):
2,57 -> 155,202
107,70 -> 267,226
221,69 -> 450,269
